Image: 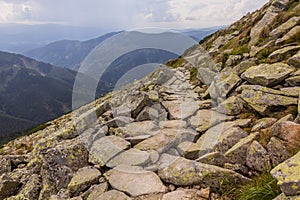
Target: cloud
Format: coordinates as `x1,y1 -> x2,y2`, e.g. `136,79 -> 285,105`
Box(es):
0,0 -> 269,29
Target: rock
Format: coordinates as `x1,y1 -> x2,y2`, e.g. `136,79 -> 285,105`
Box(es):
159,120 -> 187,129
67,167 -> 101,197
0,174 -> 21,199
89,135 -> 130,166
213,127 -> 249,153
105,116 -> 134,128
225,133 -> 258,165
246,141 -> 271,172
106,148 -> 151,168
280,87 -> 300,97
122,121 -> 158,137
239,89 -> 298,115
162,189 -> 207,200
135,129 -> 198,154
86,183 -> 109,200
232,58 -> 257,75
269,46 -> 300,63
0,156 -> 11,175
237,84 -> 298,97
136,106 -> 166,122
288,50 -> 300,68
224,163 -> 249,176
95,190 -> 132,200
216,96 -> 244,116
249,7 -> 278,46
267,137 -> 291,166
241,63 -> 295,87
106,165 -> 166,197
196,152 -> 227,167
273,193 -> 300,200
39,140 -> 89,199
271,16 -> 300,37
162,100 -> 199,120
271,151 -> 300,196
251,117 -> 277,132
208,71 -> 242,100
197,67 -> 217,85
286,76 -> 300,86
158,154 -> 250,187
196,120 -> 251,156
271,121 -> 300,152
17,174 -> 41,200
177,141 -> 201,159
189,109 -> 234,133
276,26 -> 300,45
226,55 -> 242,66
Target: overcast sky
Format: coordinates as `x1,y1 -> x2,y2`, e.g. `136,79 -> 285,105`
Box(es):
0,0 -> 269,30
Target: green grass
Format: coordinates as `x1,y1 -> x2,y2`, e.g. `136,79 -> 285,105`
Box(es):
25,123 -> 50,135
237,172 -> 281,200
190,67 -> 198,82
166,57 -> 184,69
231,44 -> 250,55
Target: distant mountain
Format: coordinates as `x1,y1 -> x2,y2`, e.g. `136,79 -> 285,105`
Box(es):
0,23 -> 110,53
0,51 -> 81,143
179,26 -> 227,41
24,32 -> 120,70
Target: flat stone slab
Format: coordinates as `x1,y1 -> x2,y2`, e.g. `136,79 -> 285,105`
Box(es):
89,135 -> 130,166
162,100 -> 199,120
105,165 -> 166,197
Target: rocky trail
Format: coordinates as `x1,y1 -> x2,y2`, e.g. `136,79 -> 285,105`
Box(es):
1,0 -> 300,199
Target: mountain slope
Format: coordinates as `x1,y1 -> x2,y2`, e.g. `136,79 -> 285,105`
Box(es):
24,32 -> 120,70
0,51 -> 80,143
0,0 -> 300,200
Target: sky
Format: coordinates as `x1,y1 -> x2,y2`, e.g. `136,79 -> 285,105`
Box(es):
0,0 -> 269,30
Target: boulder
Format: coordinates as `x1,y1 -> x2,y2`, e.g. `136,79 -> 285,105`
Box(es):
0,174 -> 21,199
159,120 -> 187,129
208,71 -> 242,100
241,63 -> 295,87
246,141 -> 271,172
216,96 -> 244,116
177,141 -> 201,159
162,189 -> 207,200
89,135 -> 130,166
269,46 -> 300,63
226,55 -> 242,66
105,165 -> 166,197
162,100 -> 199,120
135,128 -> 198,154
122,121 -> 158,137
267,137 -> 291,166
286,75 -> 300,86
270,16 -> 300,37
288,50 -> 300,68
17,174 -> 41,200
271,151 -> 300,196
196,152 -> 227,167
105,116 -> 134,128
276,26 -> 300,45
0,156 -> 11,175
86,183 -> 108,200
251,118 -> 277,132
232,58 -> 257,75
225,133 -> 258,165
158,154 -> 250,187
95,190 -> 132,200
106,148 -> 151,168
67,167 -> 101,197
239,89 -> 298,115
189,109 -> 234,133
197,67 -> 217,85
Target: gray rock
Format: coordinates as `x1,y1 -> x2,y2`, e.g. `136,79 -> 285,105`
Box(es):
162,189 -> 207,200
0,174 -> 21,199
125,135 -> 152,146
196,152 -> 227,167
286,75 -> 300,86
288,50 -> 300,68
158,154 -> 250,187
189,109 -> 234,133
225,133 -> 258,165
241,63 -> 295,87
67,167 -> 101,197
216,96 -> 244,116
226,55 -> 242,66
89,135 -> 130,166
269,46 -> 300,63
105,116 -> 134,128
271,151 -> 300,196
239,89 -> 298,115
122,121 -> 159,137
197,67 -> 217,85
213,127 -> 249,153
0,156 -> 11,175
246,141 -> 271,172
159,120 -> 187,129
232,58 -> 257,75
106,148 -> 151,168
251,118 -> 277,132
267,137 -> 291,166
276,26 -> 300,45
95,190 -> 132,200
86,183 -> 108,200
273,193 -> 300,200
162,100 -> 199,120
177,141 -> 201,159
106,165 -> 166,197
270,16 -> 300,37
17,174 -> 41,200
